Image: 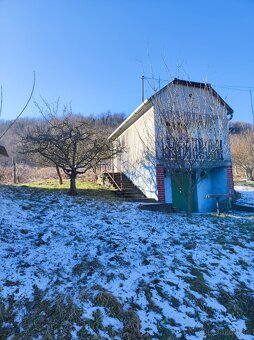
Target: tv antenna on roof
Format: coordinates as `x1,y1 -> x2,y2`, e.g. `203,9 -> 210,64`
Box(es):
141,75 -> 145,102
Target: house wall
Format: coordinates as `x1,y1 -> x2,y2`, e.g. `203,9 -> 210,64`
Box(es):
152,83 -> 231,163
211,167 -> 228,194
156,164 -> 166,202
197,174 -> 213,212
164,173 -> 172,203
151,83 -> 232,212
114,107 -> 158,200
197,167 -> 228,212
111,82 -> 232,211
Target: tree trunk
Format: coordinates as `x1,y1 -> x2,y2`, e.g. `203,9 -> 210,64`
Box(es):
56,165 -> 63,185
69,173 -> 77,196
186,174 -> 193,217
93,166 -> 98,181
234,165 -> 238,177
245,168 -> 254,181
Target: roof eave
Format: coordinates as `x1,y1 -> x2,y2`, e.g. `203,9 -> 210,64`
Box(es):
108,99 -> 152,140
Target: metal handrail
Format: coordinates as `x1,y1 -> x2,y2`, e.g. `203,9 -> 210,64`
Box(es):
106,171 -> 123,191
97,161 -> 123,191
98,158 -> 154,193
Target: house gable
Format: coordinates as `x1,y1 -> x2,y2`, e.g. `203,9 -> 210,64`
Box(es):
109,78 -> 233,141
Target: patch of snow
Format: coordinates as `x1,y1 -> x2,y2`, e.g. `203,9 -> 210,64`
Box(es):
0,185 -> 253,338
235,185 -> 254,206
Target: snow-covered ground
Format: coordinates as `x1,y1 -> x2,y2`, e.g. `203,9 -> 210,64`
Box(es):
0,185 -> 253,339
235,185 -> 254,207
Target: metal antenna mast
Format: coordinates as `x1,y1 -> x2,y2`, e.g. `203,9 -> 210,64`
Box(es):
249,88 -> 254,130
141,75 -> 145,102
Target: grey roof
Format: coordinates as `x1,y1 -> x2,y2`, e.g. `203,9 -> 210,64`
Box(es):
109,78 -> 234,140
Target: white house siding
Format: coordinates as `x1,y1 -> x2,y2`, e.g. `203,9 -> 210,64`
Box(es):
152,84 -> 231,163
114,107 -> 158,200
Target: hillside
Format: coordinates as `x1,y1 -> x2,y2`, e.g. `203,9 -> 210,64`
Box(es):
0,184 -> 253,339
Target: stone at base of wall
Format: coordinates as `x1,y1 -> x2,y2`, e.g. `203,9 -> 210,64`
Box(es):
139,203 -> 177,213
219,198 -> 231,212
233,203 -> 254,212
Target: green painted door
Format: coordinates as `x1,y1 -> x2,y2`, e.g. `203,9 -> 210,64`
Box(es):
171,173 -> 195,212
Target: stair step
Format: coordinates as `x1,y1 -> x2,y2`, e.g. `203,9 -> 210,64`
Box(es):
121,189 -> 143,193
139,203 -> 178,212
121,192 -> 145,196
103,171 -> 151,201
126,198 -> 156,203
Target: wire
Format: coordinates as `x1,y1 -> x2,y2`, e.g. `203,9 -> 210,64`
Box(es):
0,72 -> 36,141
213,84 -> 254,90
0,86 -> 2,117
143,76 -> 254,92
212,85 -> 254,92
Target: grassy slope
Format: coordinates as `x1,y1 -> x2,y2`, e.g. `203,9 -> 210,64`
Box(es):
20,179 -> 117,200
0,183 -> 253,339
234,180 -> 254,188
21,179 -> 111,191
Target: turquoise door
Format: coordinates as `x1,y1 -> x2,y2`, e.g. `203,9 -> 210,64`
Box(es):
171,173 -> 195,212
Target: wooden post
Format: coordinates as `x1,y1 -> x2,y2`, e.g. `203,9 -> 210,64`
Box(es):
216,197 -> 220,215
12,157 -> 18,184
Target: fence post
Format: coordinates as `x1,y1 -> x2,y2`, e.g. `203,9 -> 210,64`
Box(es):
12,156 -> 18,184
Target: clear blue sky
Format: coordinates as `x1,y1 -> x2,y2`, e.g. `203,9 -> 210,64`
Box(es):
0,0 -> 254,122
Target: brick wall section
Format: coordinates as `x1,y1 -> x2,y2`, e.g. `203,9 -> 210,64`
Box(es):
226,166 -> 234,194
156,164 -> 165,202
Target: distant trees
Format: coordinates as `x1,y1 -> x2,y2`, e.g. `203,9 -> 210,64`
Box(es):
0,72 -> 35,178
0,105 -> 125,184
230,124 -> 254,181
229,121 -> 252,135
21,105 -> 123,195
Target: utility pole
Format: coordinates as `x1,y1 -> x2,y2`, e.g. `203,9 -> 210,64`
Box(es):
249,89 -> 254,130
141,75 -> 145,102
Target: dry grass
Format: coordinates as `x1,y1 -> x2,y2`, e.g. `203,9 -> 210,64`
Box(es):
94,290 -> 142,339
0,165 -> 98,184
18,178 -> 119,201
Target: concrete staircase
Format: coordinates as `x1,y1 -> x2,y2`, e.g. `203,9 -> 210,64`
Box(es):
103,172 -> 156,203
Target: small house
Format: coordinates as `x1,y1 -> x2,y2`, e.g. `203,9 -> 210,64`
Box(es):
108,79 -> 234,212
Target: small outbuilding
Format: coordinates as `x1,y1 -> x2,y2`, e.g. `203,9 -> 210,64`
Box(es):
108,78 -> 234,212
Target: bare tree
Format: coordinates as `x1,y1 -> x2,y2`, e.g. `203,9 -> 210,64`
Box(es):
0,72 -> 35,164
229,121 -> 252,135
21,109 -> 123,195
231,130 -> 254,181
0,72 -> 35,142
150,80 -> 232,215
